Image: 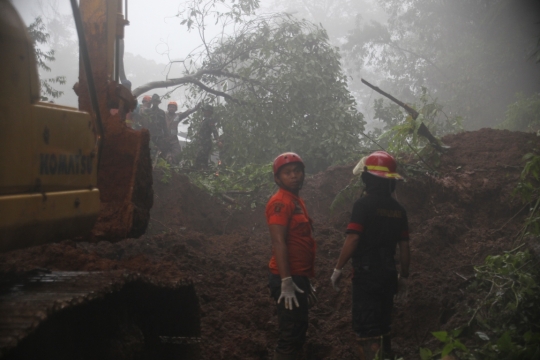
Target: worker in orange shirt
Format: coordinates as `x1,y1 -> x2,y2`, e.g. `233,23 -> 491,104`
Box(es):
266,152 -> 317,360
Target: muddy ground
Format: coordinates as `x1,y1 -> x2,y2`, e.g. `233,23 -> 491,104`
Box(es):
1,128 -> 538,359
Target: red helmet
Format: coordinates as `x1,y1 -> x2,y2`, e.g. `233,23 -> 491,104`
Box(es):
363,151 -> 403,180
142,95 -> 152,103
168,101 -> 178,109
273,152 -> 304,176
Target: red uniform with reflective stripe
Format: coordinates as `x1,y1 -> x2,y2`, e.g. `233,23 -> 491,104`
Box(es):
266,188 -> 316,277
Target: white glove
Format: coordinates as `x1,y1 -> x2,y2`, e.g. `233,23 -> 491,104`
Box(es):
307,280 -> 317,308
278,277 -> 304,310
330,268 -> 343,291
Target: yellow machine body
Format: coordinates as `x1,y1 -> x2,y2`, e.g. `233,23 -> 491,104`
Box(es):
0,0 -> 100,252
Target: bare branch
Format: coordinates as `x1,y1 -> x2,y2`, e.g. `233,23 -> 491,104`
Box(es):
188,78 -> 244,104
176,103 -> 202,122
133,77 -> 192,97
132,75 -> 244,104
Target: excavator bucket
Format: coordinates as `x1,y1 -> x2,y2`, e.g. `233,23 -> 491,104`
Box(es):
76,0 -> 153,240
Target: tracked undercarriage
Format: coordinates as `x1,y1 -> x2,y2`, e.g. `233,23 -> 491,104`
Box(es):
0,270 -> 200,360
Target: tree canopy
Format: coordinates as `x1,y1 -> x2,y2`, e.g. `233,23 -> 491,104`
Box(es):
135,0 -> 365,172
344,0 -> 540,129
210,16 -> 363,171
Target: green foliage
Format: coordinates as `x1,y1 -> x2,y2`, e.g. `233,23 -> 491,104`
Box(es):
514,152 -> 540,239
470,251 -> 539,330
180,13 -> 365,172
154,158 -> 173,184
467,250 -> 540,359
364,87 -> 462,173
179,0 -> 260,30
133,0 -> 368,172
496,93 -> 540,133
27,17 -> 66,101
420,250 -> 540,360
418,150 -> 540,360
186,163 -> 276,209
420,329 -> 470,360
375,87 -> 462,150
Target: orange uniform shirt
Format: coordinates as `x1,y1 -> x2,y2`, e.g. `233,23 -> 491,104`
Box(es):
266,188 -> 316,277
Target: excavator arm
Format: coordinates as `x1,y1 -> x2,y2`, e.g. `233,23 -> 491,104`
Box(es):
0,0 -> 153,251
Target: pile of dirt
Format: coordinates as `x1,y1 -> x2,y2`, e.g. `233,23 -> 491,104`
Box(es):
147,171 -> 234,236
1,128 -> 538,359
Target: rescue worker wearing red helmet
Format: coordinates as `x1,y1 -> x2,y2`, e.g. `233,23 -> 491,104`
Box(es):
165,101 -> 179,133
266,152 -> 317,360
331,151 -> 410,360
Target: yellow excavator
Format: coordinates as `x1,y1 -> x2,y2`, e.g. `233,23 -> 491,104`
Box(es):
1,0 -> 153,252
0,0 -> 199,358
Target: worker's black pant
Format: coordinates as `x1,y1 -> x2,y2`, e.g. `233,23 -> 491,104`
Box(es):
194,139 -> 212,168
352,270 -> 398,337
268,274 -> 311,356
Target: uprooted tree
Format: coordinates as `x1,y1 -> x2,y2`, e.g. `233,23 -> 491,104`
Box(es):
133,0 -> 365,172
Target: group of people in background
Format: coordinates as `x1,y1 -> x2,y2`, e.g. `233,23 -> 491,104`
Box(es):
128,93 -> 221,168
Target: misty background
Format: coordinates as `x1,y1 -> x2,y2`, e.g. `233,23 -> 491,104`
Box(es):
10,0 -> 540,132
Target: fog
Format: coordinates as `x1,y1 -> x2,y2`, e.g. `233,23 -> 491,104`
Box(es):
9,0 -> 540,131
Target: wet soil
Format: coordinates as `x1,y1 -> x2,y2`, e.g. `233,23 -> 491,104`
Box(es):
1,128 -> 539,359
91,115 -> 154,240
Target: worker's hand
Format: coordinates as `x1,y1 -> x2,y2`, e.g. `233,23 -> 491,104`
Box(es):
396,276 -> 409,300
330,268 -> 343,291
307,280 -> 317,309
278,277 -> 304,310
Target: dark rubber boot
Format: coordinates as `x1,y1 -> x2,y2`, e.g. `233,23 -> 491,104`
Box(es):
272,351 -> 298,360
358,336 -> 382,360
382,334 -> 395,359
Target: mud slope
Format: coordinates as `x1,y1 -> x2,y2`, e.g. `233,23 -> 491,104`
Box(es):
1,128 -> 538,359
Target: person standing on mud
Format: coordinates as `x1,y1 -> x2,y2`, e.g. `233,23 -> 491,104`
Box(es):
165,101 -> 180,135
194,104 -> 221,169
164,101 -> 182,163
131,95 -> 152,130
266,152 -> 317,360
145,94 -> 169,156
330,151 -> 410,360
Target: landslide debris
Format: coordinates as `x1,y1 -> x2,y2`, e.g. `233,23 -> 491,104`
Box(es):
1,128 -> 538,359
